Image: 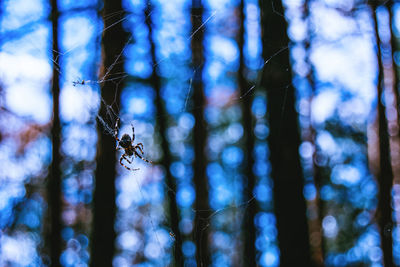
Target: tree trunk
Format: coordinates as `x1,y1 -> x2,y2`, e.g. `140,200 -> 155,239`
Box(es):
144,3 -> 184,266
371,3 -> 395,266
191,0 -> 211,266
259,0 -> 312,266
238,0 -> 257,266
90,1 -> 128,265
47,0 -> 62,265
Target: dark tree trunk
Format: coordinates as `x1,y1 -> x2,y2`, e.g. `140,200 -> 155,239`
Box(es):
191,0 -> 211,266
259,0 -> 312,266
371,3 -> 395,267
144,3 -> 184,266
238,0 -> 257,266
90,1 -> 128,266
47,0 -> 62,265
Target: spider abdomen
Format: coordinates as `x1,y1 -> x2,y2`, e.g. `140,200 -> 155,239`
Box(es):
119,134 -> 132,148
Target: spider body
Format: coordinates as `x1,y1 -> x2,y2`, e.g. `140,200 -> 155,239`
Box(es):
114,119 -> 152,171
119,134 -> 133,150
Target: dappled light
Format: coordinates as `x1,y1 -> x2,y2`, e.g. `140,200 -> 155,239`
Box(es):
1,0 -> 400,266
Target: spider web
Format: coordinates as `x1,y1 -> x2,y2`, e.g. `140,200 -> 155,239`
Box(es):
2,0 -> 397,266
52,1 -> 293,266
0,0 -> 294,266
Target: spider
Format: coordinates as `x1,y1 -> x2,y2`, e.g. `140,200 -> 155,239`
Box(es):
114,118 -> 152,171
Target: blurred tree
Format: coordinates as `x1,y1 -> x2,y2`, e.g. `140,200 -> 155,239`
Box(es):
238,0 -> 257,265
4,0 -> 400,266
46,0 -> 62,265
90,0 -> 128,265
144,2 -> 184,266
387,0 -> 400,124
386,0 -> 400,191
259,0 -> 312,266
371,1 -> 395,266
304,0 -> 325,265
191,0 -> 211,265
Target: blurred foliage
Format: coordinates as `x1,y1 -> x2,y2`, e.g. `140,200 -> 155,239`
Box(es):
0,0 -> 400,266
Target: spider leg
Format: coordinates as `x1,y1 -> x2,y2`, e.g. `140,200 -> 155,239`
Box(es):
115,139 -> 122,149
122,154 -> 132,164
135,143 -> 144,155
134,151 -> 153,164
120,154 -> 139,171
131,123 -> 136,143
114,118 -> 120,139
137,142 -> 144,151
114,119 -> 122,148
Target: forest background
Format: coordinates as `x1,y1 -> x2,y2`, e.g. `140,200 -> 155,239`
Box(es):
0,0 -> 399,266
